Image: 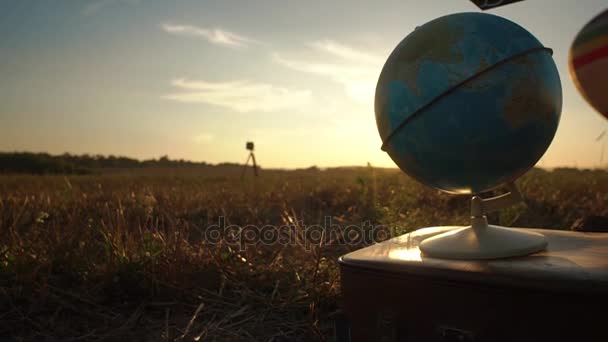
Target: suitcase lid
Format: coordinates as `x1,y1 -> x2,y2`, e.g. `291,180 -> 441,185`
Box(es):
340,227 -> 608,293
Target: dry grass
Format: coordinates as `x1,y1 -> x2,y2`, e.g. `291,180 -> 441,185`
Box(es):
1,167 -> 607,341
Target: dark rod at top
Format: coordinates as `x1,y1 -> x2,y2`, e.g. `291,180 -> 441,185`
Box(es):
470,0 -> 526,10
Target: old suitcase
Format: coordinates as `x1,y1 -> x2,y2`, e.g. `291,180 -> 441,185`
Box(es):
339,227 -> 608,342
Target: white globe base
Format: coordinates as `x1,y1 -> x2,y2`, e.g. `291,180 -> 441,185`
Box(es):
419,224 -> 547,260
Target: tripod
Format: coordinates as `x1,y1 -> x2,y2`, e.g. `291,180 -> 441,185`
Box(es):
241,150 -> 258,179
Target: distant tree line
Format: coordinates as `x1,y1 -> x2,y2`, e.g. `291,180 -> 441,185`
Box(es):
0,152 -> 239,174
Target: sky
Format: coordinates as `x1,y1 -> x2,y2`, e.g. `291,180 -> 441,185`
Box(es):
0,0 -> 607,169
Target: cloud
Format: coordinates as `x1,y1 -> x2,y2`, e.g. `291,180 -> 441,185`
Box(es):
161,23 -> 259,48
307,40 -> 384,65
193,133 -> 214,143
274,40 -> 384,104
163,78 -> 312,113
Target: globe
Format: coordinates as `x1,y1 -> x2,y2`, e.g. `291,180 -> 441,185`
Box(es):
569,9 -> 608,120
375,13 -> 562,194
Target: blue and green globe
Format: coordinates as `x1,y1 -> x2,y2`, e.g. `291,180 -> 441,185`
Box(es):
375,13 -> 562,194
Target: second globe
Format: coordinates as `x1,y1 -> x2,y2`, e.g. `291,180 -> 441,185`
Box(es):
375,13 -> 562,194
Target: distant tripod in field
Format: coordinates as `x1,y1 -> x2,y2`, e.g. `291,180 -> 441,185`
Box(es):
241,141 -> 258,179
597,129 -> 606,168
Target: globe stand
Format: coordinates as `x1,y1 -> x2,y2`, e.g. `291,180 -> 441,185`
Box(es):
419,183 -> 547,259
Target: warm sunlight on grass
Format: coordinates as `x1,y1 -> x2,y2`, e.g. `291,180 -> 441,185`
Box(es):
2,166 -> 607,339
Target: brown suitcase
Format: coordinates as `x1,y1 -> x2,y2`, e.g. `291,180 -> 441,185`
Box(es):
339,227 -> 608,342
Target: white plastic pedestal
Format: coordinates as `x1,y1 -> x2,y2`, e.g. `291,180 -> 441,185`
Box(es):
419,183 -> 547,260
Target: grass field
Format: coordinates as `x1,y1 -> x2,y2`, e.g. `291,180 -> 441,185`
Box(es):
1,166 -> 607,341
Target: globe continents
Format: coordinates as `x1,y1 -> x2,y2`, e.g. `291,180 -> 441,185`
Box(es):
375,13 -> 562,194
569,9 -> 608,120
